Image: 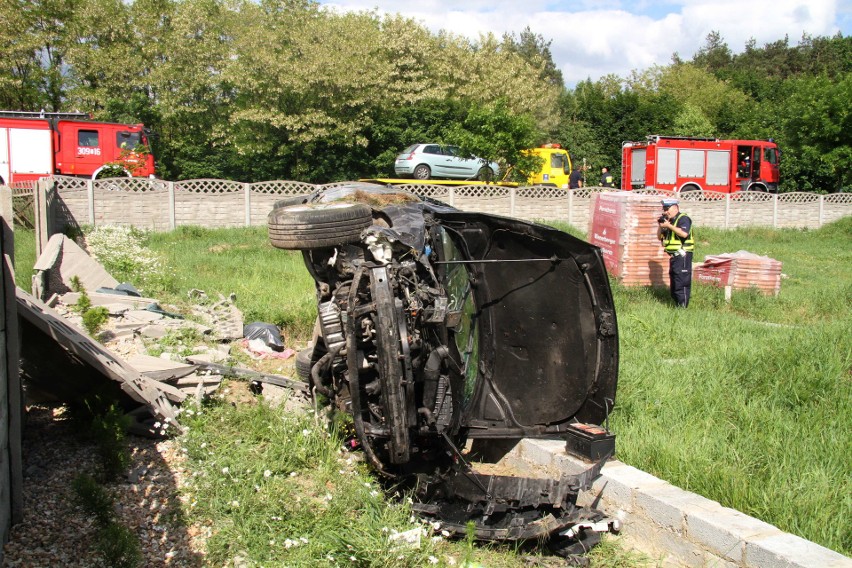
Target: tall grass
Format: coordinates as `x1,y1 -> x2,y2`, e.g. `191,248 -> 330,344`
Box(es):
179,391 -> 645,566
603,217 -> 851,556
12,227 -> 36,290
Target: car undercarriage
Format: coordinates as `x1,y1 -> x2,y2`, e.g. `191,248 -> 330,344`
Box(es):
269,183 -> 619,557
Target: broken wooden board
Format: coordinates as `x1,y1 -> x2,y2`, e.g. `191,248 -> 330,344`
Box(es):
16,287 -> 182,430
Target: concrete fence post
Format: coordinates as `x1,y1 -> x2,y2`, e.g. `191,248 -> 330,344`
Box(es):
818,195 -> 825,227
33,180 -> 49,257
772,194 -> 778,228
509,187 -> 516,217
448,187 -> 455,207
244,183 -> 251,227
87,179 -> 95,226
0,186 -> 23,528
168,182 -> 176,230
568,190 -> 574,227
724,194 -> 730,229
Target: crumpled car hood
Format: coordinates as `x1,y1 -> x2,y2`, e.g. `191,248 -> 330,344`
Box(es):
431,210 -> 618,436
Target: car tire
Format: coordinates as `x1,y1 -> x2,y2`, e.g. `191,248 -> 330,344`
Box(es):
477,167 -> 495,182
413,164 -> 431,180
268,203 -> 373,250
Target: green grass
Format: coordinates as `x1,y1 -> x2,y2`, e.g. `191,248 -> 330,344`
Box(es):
144,225 -> 318,334
13,228 -> 36,290
179,389 -> 654,567
605,218 -> 852,556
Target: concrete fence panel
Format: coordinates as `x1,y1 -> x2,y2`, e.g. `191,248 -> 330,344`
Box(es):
35,177 -> 852,240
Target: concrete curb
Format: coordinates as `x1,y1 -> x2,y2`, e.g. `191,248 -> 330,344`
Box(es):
515,439 -> 852,568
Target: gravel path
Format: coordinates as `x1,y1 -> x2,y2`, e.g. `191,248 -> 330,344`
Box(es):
2,405 -> 206,567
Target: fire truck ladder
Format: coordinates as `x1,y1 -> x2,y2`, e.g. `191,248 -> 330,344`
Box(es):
0,110 -> 91,120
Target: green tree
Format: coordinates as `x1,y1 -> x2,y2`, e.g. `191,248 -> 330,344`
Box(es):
502,27 -> 564,88
672,104 -> 715,137
0,0 -> 74,110
779,74 -> 852,192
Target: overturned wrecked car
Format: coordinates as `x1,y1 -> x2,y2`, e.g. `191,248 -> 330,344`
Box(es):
268,183 -> 619,550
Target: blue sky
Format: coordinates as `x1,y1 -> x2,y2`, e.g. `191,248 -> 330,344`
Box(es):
317,0 -> 850,85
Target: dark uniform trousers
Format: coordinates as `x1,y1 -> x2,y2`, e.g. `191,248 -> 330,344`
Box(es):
669,252 -> 693,307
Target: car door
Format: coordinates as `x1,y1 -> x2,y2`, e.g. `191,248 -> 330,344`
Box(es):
443,146 -> 479,179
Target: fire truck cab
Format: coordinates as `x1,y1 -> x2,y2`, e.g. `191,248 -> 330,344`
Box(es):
622,135 -> 780,193
0,110 -> 155,184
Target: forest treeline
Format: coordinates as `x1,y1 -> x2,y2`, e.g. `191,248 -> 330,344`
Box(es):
1,0 -> 849,192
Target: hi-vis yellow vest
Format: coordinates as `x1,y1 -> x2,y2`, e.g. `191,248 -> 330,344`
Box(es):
663,213 -> 695,253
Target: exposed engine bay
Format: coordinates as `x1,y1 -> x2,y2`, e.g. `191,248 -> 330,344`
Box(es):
269,183 -> 619,556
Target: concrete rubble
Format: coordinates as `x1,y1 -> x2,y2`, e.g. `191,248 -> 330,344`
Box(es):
18,234 -> 304,436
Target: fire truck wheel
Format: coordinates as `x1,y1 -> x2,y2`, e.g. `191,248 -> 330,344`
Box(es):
267,202 -> 373,250
92,166 -> 131,179
413,164 -> 431,180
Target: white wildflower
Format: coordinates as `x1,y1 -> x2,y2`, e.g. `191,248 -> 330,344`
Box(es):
230,500 -> 239,507
221,467 -> 229,474
428,556 -> 439,564
264,470 -> 272,478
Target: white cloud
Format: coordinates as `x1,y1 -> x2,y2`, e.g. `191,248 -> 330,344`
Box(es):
317,0 -> 847,85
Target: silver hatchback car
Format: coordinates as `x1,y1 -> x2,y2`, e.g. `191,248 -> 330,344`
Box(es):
394,143 -> 500,180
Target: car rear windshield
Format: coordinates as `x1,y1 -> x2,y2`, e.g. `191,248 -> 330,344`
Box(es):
401,144 -> 419,154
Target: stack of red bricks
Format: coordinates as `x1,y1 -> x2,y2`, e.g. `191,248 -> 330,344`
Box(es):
588,192 -> 669,286
694,251 -> 783,295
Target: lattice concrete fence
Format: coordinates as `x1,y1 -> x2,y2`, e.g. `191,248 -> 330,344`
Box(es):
14,177 -> 852,244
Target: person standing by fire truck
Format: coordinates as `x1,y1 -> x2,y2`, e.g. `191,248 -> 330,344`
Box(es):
657,198 -> 695,307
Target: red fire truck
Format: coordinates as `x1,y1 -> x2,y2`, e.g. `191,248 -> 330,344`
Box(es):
0,110 -> 155,185
621,135 -> 780,193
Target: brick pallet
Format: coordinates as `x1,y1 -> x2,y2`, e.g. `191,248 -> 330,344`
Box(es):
694,251 -> 782,296
589,192 -> 670,286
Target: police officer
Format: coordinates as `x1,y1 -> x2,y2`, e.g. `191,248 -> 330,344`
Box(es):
600,166 -> 616,188
568,165 -> 584,189
657,198 -> 694,307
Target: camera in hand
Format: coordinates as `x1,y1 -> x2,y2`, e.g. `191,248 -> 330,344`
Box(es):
657,215 -> 667,224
